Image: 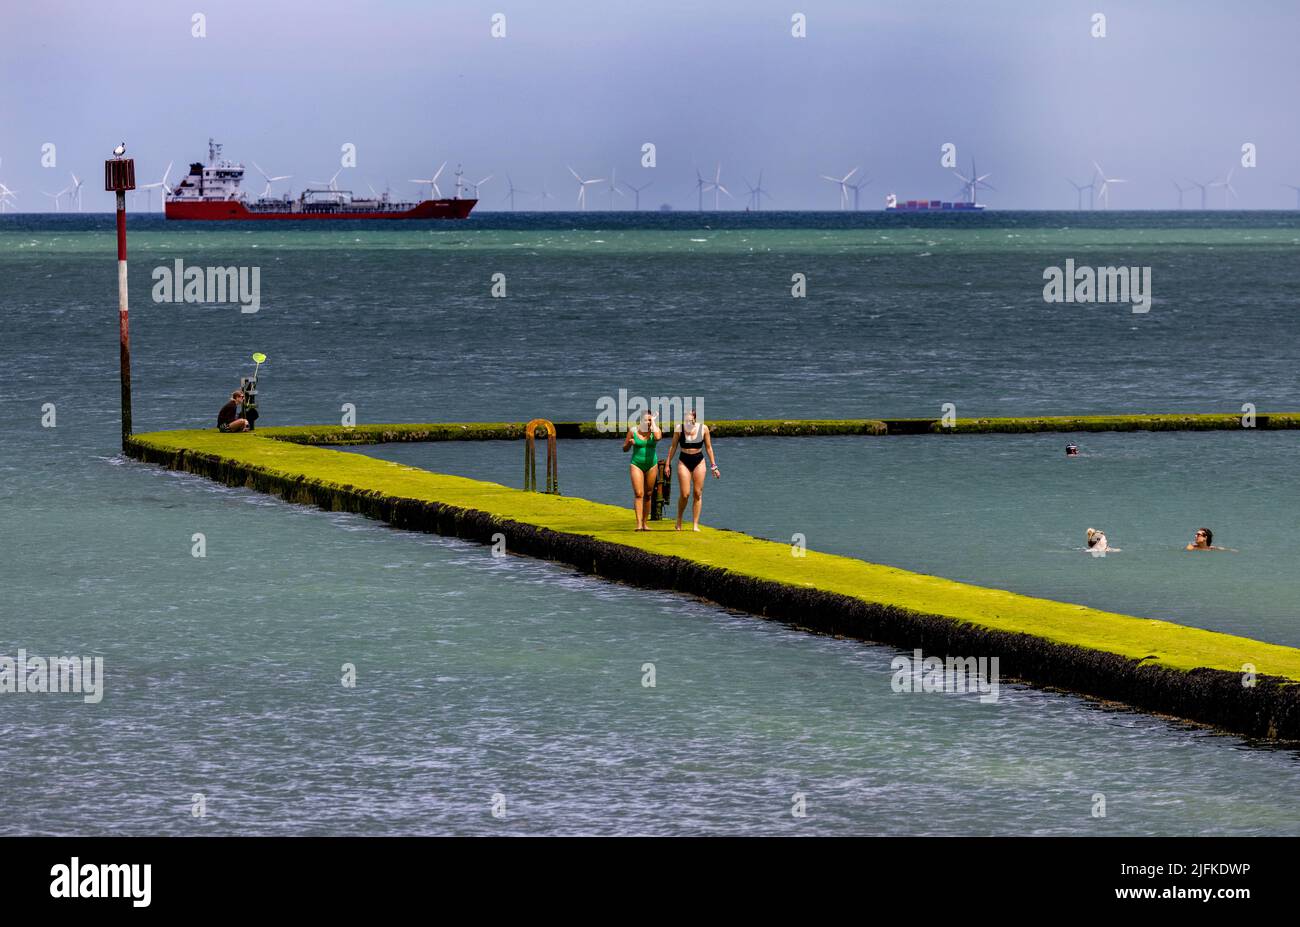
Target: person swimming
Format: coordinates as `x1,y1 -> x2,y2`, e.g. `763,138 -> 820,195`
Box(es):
622,411 -> 662,531
1185,527 -> 1226,550
663,409 -> 720,531
1065,443 -> 1079,456
1085,527 -> 1109,554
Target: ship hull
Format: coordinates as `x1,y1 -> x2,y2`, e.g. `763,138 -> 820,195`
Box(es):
164,198 -> 476,220
886,202 -> 985,212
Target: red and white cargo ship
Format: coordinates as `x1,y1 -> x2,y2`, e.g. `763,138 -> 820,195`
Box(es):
164,140 -> 476,220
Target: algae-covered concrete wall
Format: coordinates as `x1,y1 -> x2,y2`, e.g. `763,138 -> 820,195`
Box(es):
253,413 -> 1300,446
125,427 -> 1300,741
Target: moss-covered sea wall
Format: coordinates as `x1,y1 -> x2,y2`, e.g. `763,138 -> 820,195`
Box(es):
255,413 -> 1300,446
125,427 -> 1300,741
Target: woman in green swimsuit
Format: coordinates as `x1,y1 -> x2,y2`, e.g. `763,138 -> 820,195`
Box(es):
622,410 -> 662,530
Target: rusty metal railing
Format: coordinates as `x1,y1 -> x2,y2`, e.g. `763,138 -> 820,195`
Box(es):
523,418 -> 559,494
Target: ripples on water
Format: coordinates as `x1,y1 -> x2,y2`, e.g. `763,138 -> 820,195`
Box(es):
2,213 -> 1299,835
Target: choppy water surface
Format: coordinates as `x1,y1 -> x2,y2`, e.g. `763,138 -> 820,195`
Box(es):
3,212 -> 1299,834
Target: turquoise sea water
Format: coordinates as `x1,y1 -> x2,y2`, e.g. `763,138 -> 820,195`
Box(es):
3,212 -> 1299,835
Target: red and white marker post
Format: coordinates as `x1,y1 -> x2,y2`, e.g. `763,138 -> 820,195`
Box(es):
104,151 -> 136,449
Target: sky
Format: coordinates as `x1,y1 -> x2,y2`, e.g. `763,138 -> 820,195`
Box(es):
3,0 -> 1299,211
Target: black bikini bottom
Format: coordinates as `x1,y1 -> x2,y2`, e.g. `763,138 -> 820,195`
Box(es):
679,452 -> 704,472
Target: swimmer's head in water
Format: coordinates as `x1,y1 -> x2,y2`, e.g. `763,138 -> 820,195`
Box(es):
1086,527 -> 1102,547
1066,444 -> 1079,456
1196,527 -> 1213,546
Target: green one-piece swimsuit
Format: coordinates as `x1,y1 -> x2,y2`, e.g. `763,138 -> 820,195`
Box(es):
630,429 -> 658,472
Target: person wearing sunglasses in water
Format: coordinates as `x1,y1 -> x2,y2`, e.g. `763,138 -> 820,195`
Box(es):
1185,527 -> 1229,551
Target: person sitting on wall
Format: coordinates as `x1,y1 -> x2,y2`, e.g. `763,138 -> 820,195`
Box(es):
217,389 -> 250,433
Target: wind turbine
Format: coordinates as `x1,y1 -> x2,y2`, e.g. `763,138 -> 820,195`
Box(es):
753,171 -> 773,210
1210,168 -> 1238,207
66,172 -> 85,211
252,161 -> 290,199
1172,180 -> 1192,209
140,161 -> 173,211
0,162 -> 14,212
503,175 -> 531,211
1186,177 -> 1213,210
620,178 -> 652,210
1092,161 -> 1126,209
699,163 -> 731,210
1067,178 -> 1094,210
409,161 -> 447,200
953,159 -> 994,205
536,183 -> 555,210
743,171 -> 772,211
1283,184 -> 1300,209
465,174 -> 492,198
43,187 -> 69,211
846,173 -> 871,211
567,166 -> 603,210
606,167 -> 625,210
310,167 -> 347,202
821,167 -> 858,210
311,168 -> 343,189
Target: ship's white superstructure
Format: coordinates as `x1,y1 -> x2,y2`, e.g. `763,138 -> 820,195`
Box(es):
169,139 -> 247,202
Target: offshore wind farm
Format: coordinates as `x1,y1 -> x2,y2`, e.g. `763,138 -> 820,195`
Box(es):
5,145 -> 1299,213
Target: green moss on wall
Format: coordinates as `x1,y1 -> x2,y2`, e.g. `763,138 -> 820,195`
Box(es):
126,428 -> 1300,676
123,424 -> 1300,739
932,413 -> 1300,434
253,413 -> 1298,446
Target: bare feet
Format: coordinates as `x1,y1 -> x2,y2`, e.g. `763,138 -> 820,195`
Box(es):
692,525 -> 701,532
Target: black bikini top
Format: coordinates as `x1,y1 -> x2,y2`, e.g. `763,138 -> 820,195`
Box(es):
680,424 -> 704,449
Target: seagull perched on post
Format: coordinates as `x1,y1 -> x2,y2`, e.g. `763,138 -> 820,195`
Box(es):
112,142 -> 126,157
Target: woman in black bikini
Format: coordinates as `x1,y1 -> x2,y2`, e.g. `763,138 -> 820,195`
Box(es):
664,409 -> 719,531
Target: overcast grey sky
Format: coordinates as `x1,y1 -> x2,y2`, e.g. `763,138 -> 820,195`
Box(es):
4,0 -> 1299,211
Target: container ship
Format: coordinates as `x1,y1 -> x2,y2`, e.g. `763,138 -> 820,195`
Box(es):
884,193 -> 984,212
164,140 -> 476,221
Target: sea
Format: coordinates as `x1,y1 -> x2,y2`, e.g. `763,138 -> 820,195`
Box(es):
3,210 -> 1299,835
